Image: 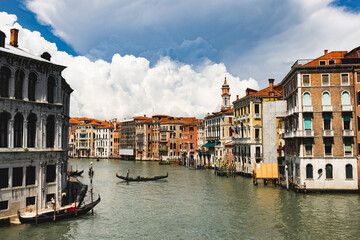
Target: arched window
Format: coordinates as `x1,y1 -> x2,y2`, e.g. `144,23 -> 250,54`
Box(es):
0,112 -> 10,147
47,76 -> 56,103
28,72 -> 37,101
326,164 -> 333,179
322,92 -> 331,105
342,91 -> 350,105
346,164 -> 353,179
14,113 -> 24,148
303,92 -> 311,106
27,113 -> 37,148
306,164 -> 313,179
46,115 -> 55,148
173,143 -> 176,149
15,70 -> 25,100
0,67 -> 10,98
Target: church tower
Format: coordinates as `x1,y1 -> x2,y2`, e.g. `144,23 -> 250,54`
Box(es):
221,77 -> 231,111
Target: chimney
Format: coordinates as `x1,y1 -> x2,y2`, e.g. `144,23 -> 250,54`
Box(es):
236,95 -> 239,100
144,115 -> 146,117
324,49 -> 328,55
269,78 -> 274,96
41,52 -> 51,61
0,30 -> 5,48
10,28 -> 19,47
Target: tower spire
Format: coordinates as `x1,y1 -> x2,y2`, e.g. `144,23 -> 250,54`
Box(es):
221,76 -> 231,111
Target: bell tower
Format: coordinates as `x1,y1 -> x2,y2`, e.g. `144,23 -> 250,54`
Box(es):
221,77 -> 231,111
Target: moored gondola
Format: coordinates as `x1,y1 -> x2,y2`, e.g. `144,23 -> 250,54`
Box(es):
18,195 -> 101,224
68,169 -> 84,177
116,172 -> 168,182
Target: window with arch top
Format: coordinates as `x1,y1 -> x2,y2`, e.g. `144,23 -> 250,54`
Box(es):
322,92 -> 331,105
346,164 -> 353,179
303,92 -> 311,106
342,91 -> 350,105
306,164 -> 313,179
326,164 -> 333,179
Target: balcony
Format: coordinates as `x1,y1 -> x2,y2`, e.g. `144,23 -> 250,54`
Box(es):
240,115 -> 246,120
282,132 -> 293,138
322,105 -> 333,112
254,113 -> 261,119
254,138 -> 261,143
343,129 -> 354,136
303,105 -> 313,112
342,104 -> 353,111
286,106 -> 299,116
232,137 -> 251,144
323,129 -> 334,137
301,130 -> 314,137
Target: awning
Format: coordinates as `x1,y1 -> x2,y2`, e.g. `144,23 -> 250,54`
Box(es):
202,142 -> 220,147
277,146 -> 284,151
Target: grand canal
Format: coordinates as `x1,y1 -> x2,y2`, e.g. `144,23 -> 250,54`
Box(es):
2,158 -> 360,239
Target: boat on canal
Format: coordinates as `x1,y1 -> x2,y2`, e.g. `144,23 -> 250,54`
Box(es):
67,169 -> 84,177
116,172 -> 168,182
159,160 -> 170,165
17,195 -> 101,224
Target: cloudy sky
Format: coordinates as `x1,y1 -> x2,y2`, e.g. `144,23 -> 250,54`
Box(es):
1,0 -> 360,120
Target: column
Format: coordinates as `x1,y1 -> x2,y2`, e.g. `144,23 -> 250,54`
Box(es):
36,121 -> 41,149
41,115 -> 47,148
23,119 -> 28,148
54,117 -> 59,148
57,75 -> 62,104
23,72 -> 29,101
8,118 -> 14,148
9,71 -> 15,99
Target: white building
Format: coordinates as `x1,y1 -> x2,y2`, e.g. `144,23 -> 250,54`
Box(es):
0,29 -> 72,220
95,126 -> 113,158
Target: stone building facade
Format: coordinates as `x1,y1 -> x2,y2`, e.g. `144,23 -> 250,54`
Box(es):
281,49 -> 360,191
0,29 -> 72,219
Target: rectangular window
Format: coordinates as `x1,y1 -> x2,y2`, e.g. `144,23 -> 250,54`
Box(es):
319,60 -> 326,65
322,74 -> 330,86
46,165 -> 56,183
305,142 -> 312,156
323,116 -> 331,130
0,200 -> 8,210
26,166 -> 36,186
304,117 -> 312,130
343,116 -> 350,130
12,167 -> 23,187
341,73 -> 349,85
328,59 -> 335,65
302,74 -> 310,86
46,193 -> 55,203
345,141 -> 352,156
254,104 -> 259,114
357,72 -> 360,83
26,196 -> 36,206
0,168 -> 8,189
325,142 -> 332,156
255,129 -> 260,140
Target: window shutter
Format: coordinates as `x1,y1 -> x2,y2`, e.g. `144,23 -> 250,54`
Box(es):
304,117 -> 311,130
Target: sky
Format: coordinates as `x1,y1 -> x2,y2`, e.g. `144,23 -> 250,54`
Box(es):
1,0 -> 360,120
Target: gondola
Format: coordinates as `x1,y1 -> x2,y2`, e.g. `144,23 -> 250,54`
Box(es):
67,170 -> 84,177
159,160 -> 170,165
18,195 -> 101,224
116,172 -> 168,182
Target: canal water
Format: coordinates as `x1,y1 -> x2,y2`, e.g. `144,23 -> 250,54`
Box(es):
1,158 -> 360,239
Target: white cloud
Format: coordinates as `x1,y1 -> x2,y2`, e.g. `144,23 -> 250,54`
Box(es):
0,11 -> 258,120
23,0 -> 360,89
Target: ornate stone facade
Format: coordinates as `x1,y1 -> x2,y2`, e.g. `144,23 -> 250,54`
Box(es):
0,29 -> 72,219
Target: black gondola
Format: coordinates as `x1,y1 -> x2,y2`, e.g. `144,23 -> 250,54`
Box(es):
18,195 -> 101,224
116,172 -> 168,182
68,169 -> 84,177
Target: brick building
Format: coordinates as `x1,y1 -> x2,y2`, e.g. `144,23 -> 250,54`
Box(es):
281,48 -> 360,191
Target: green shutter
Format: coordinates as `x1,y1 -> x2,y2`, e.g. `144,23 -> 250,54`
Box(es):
343,116 -> 350,121
304,117 -> 311,130
345,142 -> 352,152
323,116 -> 330,120
305,142 -> 312,147
325,142 -> 332,147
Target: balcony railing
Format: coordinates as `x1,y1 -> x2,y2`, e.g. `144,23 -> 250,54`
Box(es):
232,137 -> 251,144
254,113 -> 261,119
323,129 -> 334,137
342,104 -> 352,111
302,130 -> 314,137
343,129 -> 354,136
303,105 -> 313,112
322,105 -> 333,112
